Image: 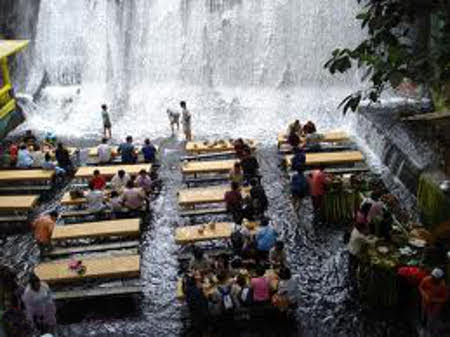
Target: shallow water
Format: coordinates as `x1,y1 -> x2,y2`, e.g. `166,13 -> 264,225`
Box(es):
0,137 -> 419,337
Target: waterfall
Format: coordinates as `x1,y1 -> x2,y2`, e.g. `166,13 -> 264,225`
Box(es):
14,0 -> 365,140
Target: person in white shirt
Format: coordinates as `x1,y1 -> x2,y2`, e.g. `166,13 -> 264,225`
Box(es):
97,138 -> 113,164
30,145 -> 45,168
347,222 -> 371,293
110,169 -> 131,193
85,183 -> 106,213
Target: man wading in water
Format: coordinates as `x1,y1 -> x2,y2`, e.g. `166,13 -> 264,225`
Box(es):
180,101 -> 192,141
101,104 -> 112,139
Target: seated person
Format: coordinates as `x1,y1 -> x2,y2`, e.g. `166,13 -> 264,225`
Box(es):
118,136 -> 137,164
234,138 -> 251,159
269,241 -> 287,268
182,275 -> 209,333
251,266 -> 270,304
122,180 -> 146,210
16,144 -> 34,168
85,183 -> 106,213
214,254 -> 230,275
42,153 -> 65,175
31,210 -> 58,254
55,142 -> 73,172
355,202 -> 372,229
229,162 -> 244,185
287,129 -> 301,148
224,181 -> 244,224
230,223 -> 251,256
189,246 -> 211,272
250,178 -> 268,217
135,169 -> 152,194
255,217 -> 278,259
97,137 -> 113,164
90,169 -> 106,190
108,190 -> 124,213
302,121 -> 317,135
291,169 -> 309,199
149,168 -> 162,192
142,138 -> 157,163
23,130 -> 37,146
291,147 -> 306,171
30,144 -> 45,168
209,271 -> 233,316
240,148 -> 259,184
231,273 -> 252,309
9,142 -> 18,167
276,267 -> 297,310
288,120 -> 301,135
111,169 -> 131,193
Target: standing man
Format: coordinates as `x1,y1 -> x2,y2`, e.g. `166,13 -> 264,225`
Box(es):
167,109 -> 180,135
180,101 -> 192,141
101,104 -> 112,139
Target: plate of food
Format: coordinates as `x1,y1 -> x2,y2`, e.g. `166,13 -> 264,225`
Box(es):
408,238 -> 427,248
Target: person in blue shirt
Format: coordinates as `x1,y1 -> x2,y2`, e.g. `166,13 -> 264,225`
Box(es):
291,147 -> 306,171
291,168 -> 309,212
118,136 -> 137,164
142,138 -> 157,163
255,217 -> 278,261
16,144 -> 34,168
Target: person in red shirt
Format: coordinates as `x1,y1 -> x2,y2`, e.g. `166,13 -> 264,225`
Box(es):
308,166 -> 328,214
9,142 -> 18,167
224,181 -> 243,224
90,169 -> 106,190
419,268 -> 448,322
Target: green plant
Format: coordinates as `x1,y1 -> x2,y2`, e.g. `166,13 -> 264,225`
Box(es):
325,0 -> 450,114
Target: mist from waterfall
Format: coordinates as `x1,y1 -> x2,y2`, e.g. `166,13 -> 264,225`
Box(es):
16,0 -> 365,141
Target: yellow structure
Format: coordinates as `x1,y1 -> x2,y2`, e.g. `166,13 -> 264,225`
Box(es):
0,40 -> 29,137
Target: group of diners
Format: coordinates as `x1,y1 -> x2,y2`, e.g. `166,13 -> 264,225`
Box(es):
73,166 -> 160,214
182,220 -> 296,334
224,139 -> 267,223
285,119 -> 318,148
2,130 -> 73,174
95,135 -> 158,164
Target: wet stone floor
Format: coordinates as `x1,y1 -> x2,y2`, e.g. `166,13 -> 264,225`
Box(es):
0,139 -> 420,337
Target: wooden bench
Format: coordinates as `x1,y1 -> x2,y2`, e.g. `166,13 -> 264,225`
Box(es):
44,241 -> 139,258
284,151 -> 364,168
180,208 -> 228,218
278,143 -> 354,154
181,151 -> 236,162
277,131 -> 350,147
175,221 -> 258,244
186,140 -> 257,154
51,219 -> 141,241
34,255 -> 141,285
0,169 -> 54,183
183,176 -> 229,187
182,159 -> 238,176
0,185 -> 52,194
75,164 -> 151,179
0,195 -> 39,212
178,185 -> 250,208
53,285 -> 142,301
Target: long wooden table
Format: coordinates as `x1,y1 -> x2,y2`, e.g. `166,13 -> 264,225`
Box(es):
178,185 -> 250,207
284,150 -> 364,167
0,169 -> 54,182
175,221 -> 258,244
34,255 -> 140,285
182,159 -> 239,176
52,219 -> 140,241
0,195 -> 39,212
186,139 -> 257,154
277,131 -> 349,147
75,164 -> 151,179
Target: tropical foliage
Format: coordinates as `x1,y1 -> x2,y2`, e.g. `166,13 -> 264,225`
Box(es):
325,0 -> 450,114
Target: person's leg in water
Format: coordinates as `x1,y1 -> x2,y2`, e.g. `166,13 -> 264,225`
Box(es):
312,195 -> 323,224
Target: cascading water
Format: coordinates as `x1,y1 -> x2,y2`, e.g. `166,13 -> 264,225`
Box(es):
15,0 -> 365,141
